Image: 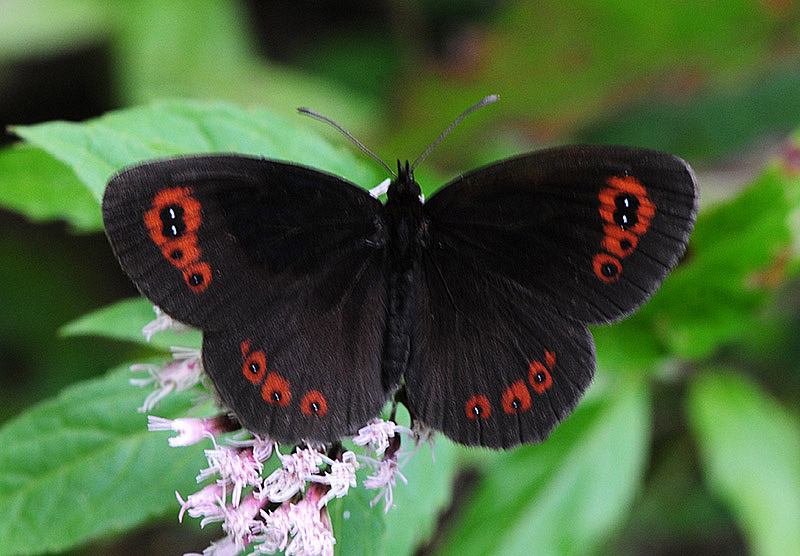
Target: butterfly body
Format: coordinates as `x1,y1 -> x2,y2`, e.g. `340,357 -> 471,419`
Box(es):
379,161 -> 427,391
103,145 -> 697,448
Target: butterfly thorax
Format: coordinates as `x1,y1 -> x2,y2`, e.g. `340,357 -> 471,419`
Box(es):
383,160 -> 426,259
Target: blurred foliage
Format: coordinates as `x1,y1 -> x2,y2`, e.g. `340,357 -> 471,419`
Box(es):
1,1 -> 800,556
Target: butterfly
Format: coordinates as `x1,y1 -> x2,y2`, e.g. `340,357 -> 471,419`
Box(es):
102,102 -> 697,449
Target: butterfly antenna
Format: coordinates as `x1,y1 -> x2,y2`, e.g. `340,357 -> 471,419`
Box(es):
297,107 -> 397,178
410,94 -> 499,171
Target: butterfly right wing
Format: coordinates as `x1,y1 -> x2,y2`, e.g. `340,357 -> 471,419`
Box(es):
103,155 -> 395,442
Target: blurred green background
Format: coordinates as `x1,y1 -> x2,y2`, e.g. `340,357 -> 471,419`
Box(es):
1,1 -> 800,555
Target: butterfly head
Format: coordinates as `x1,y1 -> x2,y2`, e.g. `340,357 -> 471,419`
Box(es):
388,160 -> 422,203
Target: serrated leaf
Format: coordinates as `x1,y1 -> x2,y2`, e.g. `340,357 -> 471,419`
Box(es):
12,99 -> 382,202
432,380 -> 651,556
0,143 -> 102,232
688,370 -> 800,556
0,366 -> 207,556
60,297 -> 202,350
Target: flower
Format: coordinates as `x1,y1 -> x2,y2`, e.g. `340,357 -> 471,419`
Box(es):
129,347 -> 202,412
226,432 -> 275,462
261,447 -> 323,503
198,441 -> 263,507
363,452 -> 408,513
285,485 -> 336,556
221,493 -> 264,549
310,451 -> 359,507
252,504 -> 291,554
142,305 -> 190,341
147,416 -> 226,446
176,484 -> 225,523
352,418 -> 407,456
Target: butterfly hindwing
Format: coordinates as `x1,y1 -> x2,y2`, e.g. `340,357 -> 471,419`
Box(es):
406,248 -> 595,448
102,155 -> 393,442
422,145 -> 698,325
201,252 -> 389,442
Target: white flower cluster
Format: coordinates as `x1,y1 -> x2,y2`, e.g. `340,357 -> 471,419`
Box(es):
131,308 -> 436,556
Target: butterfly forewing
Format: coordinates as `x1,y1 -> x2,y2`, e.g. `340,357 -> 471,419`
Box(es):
102,155 -> 392,442
423,145 -> 698,325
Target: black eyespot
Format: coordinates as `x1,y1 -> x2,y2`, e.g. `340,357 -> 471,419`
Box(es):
619,239 -> 632,251
160,205 -> 186,238
310,401 -> 320,413
472,404 -> 482,416
511,399 -> 520,410
601,263 -> 618,278
248,362 -> 260,374
271,391 -> 282,402
614,194 -> 639,228
533,372 -> 546,384
170,249 -> 183,260
189,273 -> 204,286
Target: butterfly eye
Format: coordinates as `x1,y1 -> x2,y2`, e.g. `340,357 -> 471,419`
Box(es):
301,390 -> 328,417
528,361 -> 553,394
614,194 -> 640,228
261,372 -> 292,407
160,204 -> 186,238
603,176 -> 656,236
601,263 -> 618,279
183,262 -> 212,292
501,380 -> 532,414
593,253 -> 622,283
165,238 -> 201,267
465,395 -> 491,420
241,350 -> 267,385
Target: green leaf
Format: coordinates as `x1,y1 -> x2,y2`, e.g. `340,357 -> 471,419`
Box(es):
432,379 -> 651,556
0,0 -> 108,60
577,67 -> 800,161
12,99 -> 382,202
688,370 -> 800,556
380,435 -> 461,556
329,407 -> 463,556
110,0 -> 378,125
596,160 -> 800,373
0,143 -> 102,232
0,366 -> 207,556
60,297 -> 202,350
330,486 -> 386,556
654,165 -> 800,359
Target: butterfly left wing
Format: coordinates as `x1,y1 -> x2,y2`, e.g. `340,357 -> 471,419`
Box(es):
405,145 -> 697,447
103,155 -> 394,442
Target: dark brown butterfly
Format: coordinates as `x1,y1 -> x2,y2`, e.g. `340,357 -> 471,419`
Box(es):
102,103 -> 697,449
